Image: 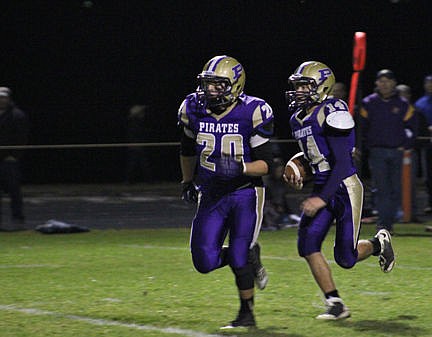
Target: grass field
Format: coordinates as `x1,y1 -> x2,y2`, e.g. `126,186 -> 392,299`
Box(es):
0,223 -> 431,337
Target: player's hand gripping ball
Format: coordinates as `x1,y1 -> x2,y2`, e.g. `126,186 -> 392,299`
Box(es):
283,152 -> 313,190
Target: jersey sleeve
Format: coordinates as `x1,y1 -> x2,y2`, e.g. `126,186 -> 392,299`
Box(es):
315,133 -> 355,202
250,101 -> 274,148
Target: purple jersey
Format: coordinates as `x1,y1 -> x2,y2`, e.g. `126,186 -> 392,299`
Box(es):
178,92 -> 273,193
290,98 -> 364,268
178,92 -> 273,273
289,98 -> 357,194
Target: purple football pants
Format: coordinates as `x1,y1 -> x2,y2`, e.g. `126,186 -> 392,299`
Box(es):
190,187 -> 264,273
298,174 -> 364,269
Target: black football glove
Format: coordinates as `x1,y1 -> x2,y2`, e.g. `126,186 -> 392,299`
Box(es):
181,181 -> 198,204
214,155 -> 245,179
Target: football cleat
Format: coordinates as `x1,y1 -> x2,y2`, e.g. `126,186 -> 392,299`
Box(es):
248,243 -> 268,290
316,297 -> 351,320
375,229 -> 395,273
220,311 -> 256,329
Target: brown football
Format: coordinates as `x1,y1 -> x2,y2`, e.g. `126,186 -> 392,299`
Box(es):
284,152 -> 313,182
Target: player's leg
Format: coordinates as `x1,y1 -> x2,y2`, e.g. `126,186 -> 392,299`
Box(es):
298,208 -> 334,294
189,196 -> 230,273
248,241 -> 268,290
298,208 -> 349,319
333,175 -> 363,268
221,188 -> 263,329
334,175 -> 395,272
357,230 -> 394,273
3,161 -> 24,222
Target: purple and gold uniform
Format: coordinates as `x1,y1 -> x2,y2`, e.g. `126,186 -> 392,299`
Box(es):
178,92 -> 273,273
290,98 -> 364,269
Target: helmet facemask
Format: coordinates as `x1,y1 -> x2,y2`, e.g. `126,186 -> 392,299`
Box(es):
285,74 -> 320,110
197,74 -> 234,113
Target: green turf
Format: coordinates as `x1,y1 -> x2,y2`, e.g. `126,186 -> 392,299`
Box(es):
0,223 -> 431,337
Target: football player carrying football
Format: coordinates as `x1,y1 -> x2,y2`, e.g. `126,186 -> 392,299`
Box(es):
178,55 -> 274,329
284,61 -> 395,320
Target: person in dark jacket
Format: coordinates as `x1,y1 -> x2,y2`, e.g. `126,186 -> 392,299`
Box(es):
359,70 -> 418,233
0,87 -> 29,230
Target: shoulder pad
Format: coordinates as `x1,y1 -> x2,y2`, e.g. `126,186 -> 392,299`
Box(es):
326,110 -> 355,130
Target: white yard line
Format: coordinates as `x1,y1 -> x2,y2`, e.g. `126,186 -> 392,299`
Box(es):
122,244 -> 432,270
0,264 -> 61,269
121,244 -> 188,250
0,304 -> 228,337
120,244 -> 432,271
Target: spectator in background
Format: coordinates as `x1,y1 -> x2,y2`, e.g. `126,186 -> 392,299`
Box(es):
396,84 -> 421,222
125,105 -> 157,184
359,70 -> 417,233
262,157 -> 300,230
414,75 -> 432,214
330,82 -> 348,101
0,87 -> 29,231
396,84 -> 412,102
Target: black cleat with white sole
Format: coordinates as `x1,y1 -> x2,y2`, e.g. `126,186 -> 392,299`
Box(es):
248,243 -> 268,290
316,297 -> 351,320
375,229 -> 395,273
220,311 -> 256,329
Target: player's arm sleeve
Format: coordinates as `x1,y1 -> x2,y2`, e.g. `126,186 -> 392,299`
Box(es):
180,127 -> 196,156
316,129 -> 354,203
250,141 -> 274,174
179,126 -> 197,182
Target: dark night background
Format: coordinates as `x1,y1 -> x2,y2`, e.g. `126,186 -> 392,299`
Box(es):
1,0 -> 430,183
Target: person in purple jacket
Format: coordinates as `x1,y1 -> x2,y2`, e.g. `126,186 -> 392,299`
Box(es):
360,69 -> 417,232
284,61 -> 395,320
178,55 -> 274,329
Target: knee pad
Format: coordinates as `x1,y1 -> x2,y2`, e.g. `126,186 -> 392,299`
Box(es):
231,264 -> 254,290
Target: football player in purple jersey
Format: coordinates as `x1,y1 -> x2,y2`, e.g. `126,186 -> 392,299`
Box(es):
284,61 -> 395,320
178,55 -> 274,328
